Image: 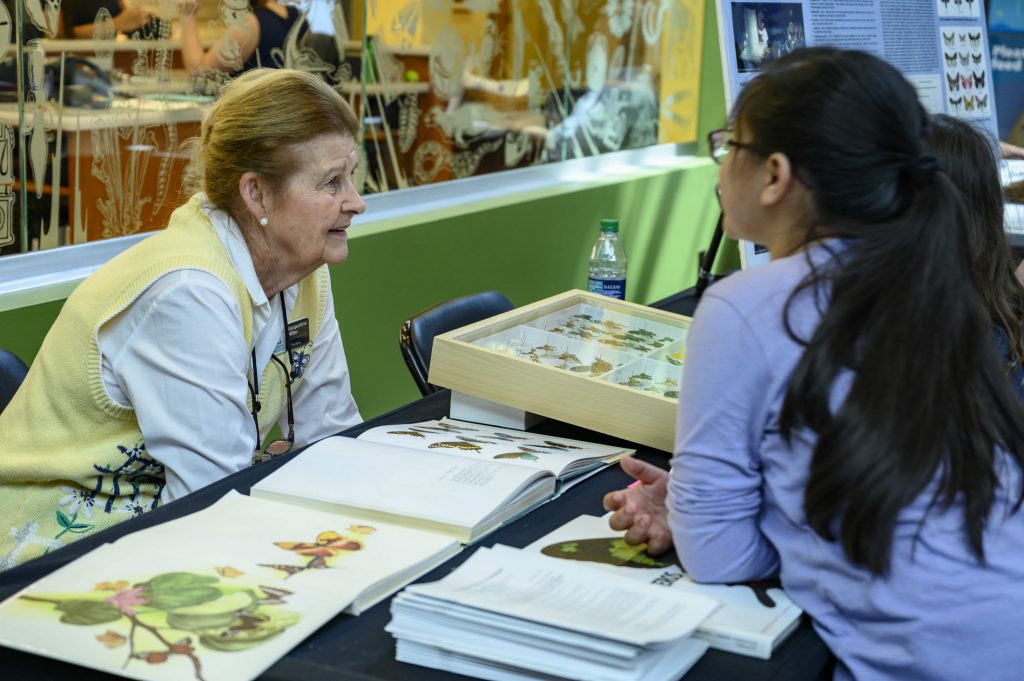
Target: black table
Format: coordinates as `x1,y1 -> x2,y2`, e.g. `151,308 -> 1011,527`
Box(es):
0,291 -> 833,681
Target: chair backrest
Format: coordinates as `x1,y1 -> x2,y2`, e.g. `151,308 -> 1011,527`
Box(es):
0,348 -> 29,415
400,291 -> 514,396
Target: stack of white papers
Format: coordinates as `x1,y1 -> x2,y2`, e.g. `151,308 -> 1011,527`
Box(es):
386,545 -> 717,681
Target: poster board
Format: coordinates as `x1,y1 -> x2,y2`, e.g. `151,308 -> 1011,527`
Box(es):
715,0 -> 998,268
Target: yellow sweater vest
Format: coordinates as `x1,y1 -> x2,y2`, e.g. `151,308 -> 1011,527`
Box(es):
0,195 -> 330,570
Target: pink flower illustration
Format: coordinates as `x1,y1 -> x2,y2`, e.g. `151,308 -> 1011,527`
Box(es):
105,586 -> 148,616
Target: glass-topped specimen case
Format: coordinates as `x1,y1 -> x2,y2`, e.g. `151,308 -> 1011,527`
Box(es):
429,290 -> 692,452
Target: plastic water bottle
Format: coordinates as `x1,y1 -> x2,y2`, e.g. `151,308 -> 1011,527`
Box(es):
587,219 -> 627,300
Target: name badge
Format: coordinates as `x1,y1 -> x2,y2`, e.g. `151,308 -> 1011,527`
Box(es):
286,317 -> 310,349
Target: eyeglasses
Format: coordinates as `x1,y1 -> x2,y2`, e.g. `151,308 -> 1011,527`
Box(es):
249,293 -> 297,465
708,128 -> 761,165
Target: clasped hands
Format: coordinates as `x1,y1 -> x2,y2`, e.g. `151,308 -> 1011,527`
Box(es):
601,457 -> 674,555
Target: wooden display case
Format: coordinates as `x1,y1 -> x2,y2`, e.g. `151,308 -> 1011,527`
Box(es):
429,290 -> 692,452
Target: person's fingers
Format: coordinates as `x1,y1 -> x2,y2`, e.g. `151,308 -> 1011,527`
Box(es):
622,514 -> 651,546
646,528 -> 672,555
620,456 -> 667,486
602,489 -> 623,512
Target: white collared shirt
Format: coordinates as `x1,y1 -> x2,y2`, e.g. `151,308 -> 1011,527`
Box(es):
98,196 -> 361,504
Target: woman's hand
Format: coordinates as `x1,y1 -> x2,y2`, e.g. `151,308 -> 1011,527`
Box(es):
113,6 -> 150,33
602,457 -> 674,554
177,0 -> 200,19
1000,141 -> 1024,160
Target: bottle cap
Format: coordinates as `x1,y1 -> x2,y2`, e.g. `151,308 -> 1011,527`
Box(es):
600,219 -> 619,233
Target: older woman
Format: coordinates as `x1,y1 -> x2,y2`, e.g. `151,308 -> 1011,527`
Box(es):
0,69 -> 364,570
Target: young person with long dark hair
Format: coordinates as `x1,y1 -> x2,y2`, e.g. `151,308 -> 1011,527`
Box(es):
604,48 -> 1024,680
929,114 -> 1024,401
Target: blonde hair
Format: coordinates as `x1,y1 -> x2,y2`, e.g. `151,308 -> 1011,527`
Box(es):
186,69 -> 360,221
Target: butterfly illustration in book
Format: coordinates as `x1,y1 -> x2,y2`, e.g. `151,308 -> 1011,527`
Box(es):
954,0 -> 963,8
939,0 -> 950,9
969,32 -> 981,48
977,94 -> 988,111
965,0 -> 975,11
16,572 -> 300,681
972,52 -> 983,65
260,526 -> 375,579
965,95 -> 975,112
945,52 -> 958,68
959,32 -> 966,43
959,52 -> 969,67
949,96 -> 963,113
946,73 -> 959,92
942,32 -> 955,48
540,538 -> 784,608
962,74 -> 972,90
974,70 -> 985,89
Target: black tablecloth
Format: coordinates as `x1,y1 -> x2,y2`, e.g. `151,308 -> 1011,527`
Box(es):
0,290 -> 833,681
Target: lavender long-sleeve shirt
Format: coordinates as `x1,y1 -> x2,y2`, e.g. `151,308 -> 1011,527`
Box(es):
667,246 -> 1024,681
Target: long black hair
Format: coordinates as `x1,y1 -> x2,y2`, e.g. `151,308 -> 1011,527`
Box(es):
735,48 -> 1024,575
928,114 -> 1024,375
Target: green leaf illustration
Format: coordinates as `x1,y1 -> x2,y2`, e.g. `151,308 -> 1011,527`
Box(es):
139,573 -> 221,610
55,600 -> 124,626
67,523 -> 94,534
55,511 -> 72,529
198,610 -> 301,652
166,591 -> 260,631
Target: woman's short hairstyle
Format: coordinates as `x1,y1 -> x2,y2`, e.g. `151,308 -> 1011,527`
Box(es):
188,68 -> 360,221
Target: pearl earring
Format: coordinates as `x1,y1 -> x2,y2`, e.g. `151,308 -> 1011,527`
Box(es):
259,216 -> 269,226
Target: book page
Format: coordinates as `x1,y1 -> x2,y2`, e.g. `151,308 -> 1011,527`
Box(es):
250,436 -> 556,537
0,492 -> 459,681
524,514 -> 802,657
403,544 -> 717,647
357,418 -> 631,478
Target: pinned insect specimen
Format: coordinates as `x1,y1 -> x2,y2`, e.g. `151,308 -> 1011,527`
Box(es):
969,32 -> 981,48
494,452 -> 539,461
945,52 -> 958,68
971,52 -> 982,65
388,430 -> 426,437
942,31 -> 955,48
977,94 -> 988,110
965,94 -> 975,112
959,52 -> 969,67
428,440 -> 483,450
947,73 -> 959,92
973,70 -> 985,88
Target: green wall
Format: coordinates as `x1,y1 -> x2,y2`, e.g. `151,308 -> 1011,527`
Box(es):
0,0 -> 731,420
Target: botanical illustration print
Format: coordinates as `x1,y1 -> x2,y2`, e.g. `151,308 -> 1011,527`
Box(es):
17,571 -> 301,681
541,538 -> 783,607
259,525 -> 376,578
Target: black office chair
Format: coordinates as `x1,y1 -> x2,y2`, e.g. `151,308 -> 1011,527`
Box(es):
400,291 -> 514,396
0,348 -> 29,415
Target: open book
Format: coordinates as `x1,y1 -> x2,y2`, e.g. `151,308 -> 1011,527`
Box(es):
0,491 -> 460,681
524,515 -> 803,659
250,420 -> 632,544
387,544 -> 715,681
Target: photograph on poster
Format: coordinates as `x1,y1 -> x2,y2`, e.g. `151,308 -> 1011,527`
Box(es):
937,0 -> 981,20
732,2 -> 805,73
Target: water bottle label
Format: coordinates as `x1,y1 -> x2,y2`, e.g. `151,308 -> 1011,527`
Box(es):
588,277 -> 626,300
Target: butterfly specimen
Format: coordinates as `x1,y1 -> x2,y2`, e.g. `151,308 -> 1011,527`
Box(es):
962,74 -> 972,90
964,95 -> 975,112
428,440 -> 482,451
977,94 -> 988,110
971,52 -> 983,65
965,0 -> 975,10
969,32 -> 981,48
959,52 -> 969,67
949,96 -> 963,113
945,52 -> 958,68
940,0 -> 950,8
942,32 -> 955,47
947,73 -> 959,91
959,33 -> 966,43
954,0 -> 963,7
974,70 -> 985,89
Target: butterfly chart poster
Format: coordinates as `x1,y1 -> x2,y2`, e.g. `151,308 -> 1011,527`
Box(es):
715,0 -> 998,140
0,491 -> 458,681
